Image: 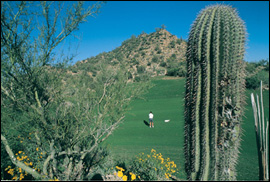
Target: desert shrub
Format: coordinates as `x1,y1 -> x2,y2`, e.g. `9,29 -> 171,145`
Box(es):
245,59 -> 269,89
137,65 -> 146,74
127,71 -> 133,79
152,56 -> 159,63
178,65 -> 186,77
131,58 -> 139,65
141,51 -> 146,57
246,70 -> 269,90
134,76 -> 141,82
166,68 -> 179,76
171,54 -> 176,59
110,149 -> 178,181
129,149 -> 178,181
176,38 -> 183,45
169,40 -> 176,48
159,61 -> 167,67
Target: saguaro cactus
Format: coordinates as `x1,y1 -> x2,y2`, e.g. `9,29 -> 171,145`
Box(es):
184,5 -> 246,181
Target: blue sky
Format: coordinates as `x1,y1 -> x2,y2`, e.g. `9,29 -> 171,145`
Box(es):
59,1 -> 269,64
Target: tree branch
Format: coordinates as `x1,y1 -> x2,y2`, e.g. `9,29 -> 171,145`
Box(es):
43,140 -> 55,176
1,134 -> 42,179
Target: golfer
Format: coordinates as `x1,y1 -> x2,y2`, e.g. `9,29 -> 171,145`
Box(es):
149,111 -> 154,128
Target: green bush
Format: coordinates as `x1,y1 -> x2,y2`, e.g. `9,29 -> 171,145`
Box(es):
246,70 -> 269,90
127,71 -> 133,79
159,61 -> 167,67
137,65 -> 146,74
169,40 -> 176,48
134,76 -> 141,82
152,56 -> 159,63
166,68 -> 177,76
112,149 -> 178,181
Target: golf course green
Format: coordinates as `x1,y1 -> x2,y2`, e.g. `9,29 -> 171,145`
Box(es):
103,76 -> 269,180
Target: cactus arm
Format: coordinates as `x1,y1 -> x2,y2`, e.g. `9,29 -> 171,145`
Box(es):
209,7 -> 221,181
201,8 -> 217,181
191,11 -> 210,180
191,12 -> 209,180
185,10 -> 208,180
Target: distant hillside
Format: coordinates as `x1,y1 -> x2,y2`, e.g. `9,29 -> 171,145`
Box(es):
70,29 -> 187,80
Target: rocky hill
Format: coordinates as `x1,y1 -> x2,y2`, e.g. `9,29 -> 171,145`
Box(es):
70,29 -> 187,80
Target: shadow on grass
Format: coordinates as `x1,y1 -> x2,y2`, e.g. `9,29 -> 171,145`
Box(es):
90,173 -> 103,181
143,120 -> 149,127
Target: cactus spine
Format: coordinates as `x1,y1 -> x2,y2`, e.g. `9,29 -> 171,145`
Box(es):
184,5 -> 246,181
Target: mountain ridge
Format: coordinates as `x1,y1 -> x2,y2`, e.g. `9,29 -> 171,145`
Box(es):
71,29 -> 187,79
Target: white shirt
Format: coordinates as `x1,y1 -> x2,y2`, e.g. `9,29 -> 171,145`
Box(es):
149,113 -> 154,119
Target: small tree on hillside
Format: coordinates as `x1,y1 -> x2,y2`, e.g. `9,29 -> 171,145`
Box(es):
161,24 -> 166,30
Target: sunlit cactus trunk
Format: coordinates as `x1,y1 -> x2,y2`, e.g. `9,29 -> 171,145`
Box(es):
184,5 -> 246,181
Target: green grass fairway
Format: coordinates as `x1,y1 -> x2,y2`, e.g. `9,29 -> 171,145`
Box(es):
103,77 -> 269,180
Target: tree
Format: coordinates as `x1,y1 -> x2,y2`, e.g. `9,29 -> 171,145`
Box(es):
1,1 -> 150,180
161,24 -> 166,30
155,27 -> 161,32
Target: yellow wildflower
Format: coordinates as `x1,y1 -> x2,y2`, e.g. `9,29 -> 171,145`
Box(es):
131,174 -> 136,181
18,151 -> 22,154
116,166 -> 125,171
20,173 -> 24,179
36,148 -> 39,151
161,159 -> 164,164
8,169 -> 14,176
122,175 -> 127,181
118,171 -> 123,178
